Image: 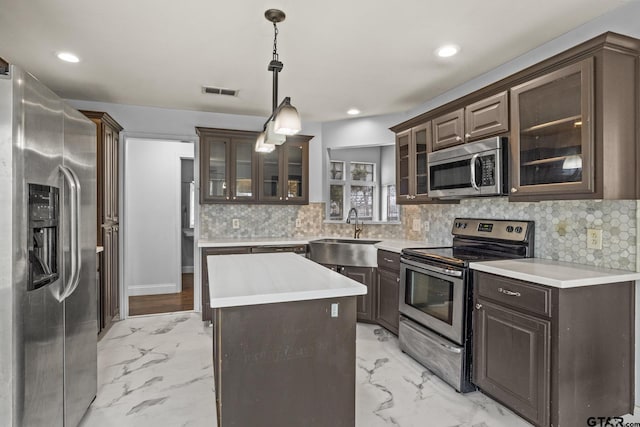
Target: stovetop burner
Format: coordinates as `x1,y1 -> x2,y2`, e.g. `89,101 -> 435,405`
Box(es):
401,218 -> 536,267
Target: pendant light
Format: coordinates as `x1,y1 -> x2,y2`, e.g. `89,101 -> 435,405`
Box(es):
255,9 -> 301,152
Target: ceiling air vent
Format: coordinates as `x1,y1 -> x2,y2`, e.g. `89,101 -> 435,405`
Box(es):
202,86 -> 238,97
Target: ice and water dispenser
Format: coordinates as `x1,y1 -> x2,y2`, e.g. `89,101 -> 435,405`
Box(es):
28,184 -> 60,290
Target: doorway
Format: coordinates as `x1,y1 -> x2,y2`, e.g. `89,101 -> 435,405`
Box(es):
123,138 -> 196,316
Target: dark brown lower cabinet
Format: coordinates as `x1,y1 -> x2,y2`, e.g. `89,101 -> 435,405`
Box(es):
375,268 -> 400,334
341,266 -> 376,323
474,300 -> 550,426
473,271 -> 634,427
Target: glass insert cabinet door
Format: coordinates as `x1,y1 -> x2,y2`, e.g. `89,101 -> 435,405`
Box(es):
260,148 -> 281,200
285,143 -> 307,201
204,137 -> 228,200
232,138 -> 255,201
510,58 -> 594,195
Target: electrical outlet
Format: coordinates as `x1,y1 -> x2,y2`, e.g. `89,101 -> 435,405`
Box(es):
232,218 -> 240,229
295,218 -> 301,228
331,303 -> 339,318
587,228 -> 602,250
423,221 -> 430,232
412,219 -> 421,232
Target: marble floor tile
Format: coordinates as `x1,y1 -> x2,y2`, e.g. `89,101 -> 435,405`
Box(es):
81,312 -> 640,427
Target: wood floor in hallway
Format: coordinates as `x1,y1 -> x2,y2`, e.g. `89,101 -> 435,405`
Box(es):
128,273 -> 194,316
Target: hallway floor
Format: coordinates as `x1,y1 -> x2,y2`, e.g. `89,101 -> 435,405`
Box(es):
80,312 -> 640,427
128,273 -> 194,316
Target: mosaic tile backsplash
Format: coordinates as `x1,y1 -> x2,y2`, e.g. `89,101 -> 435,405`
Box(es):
200,199 -> 637,271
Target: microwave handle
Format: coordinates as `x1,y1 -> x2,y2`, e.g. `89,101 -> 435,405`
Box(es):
470,153 -> 480,191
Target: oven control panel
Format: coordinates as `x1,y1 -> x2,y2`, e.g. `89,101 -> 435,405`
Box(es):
452,218 -> 533,242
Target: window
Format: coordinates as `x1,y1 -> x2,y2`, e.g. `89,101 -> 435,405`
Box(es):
328,160 -> 376,221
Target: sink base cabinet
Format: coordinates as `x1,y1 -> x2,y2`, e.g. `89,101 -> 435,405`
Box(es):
473,272 -> 634,427
342,266 -> 376,323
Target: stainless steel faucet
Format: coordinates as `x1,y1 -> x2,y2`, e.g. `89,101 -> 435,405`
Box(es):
346,207 -> 362,239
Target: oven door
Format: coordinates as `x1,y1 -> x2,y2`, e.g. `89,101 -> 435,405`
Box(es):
399,257 -> 465,345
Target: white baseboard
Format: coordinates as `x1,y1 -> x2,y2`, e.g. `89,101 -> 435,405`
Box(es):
128,283 -> 180,296
182,266 -> 194,274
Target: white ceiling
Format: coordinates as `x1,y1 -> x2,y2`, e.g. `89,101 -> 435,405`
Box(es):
0,0 -> 632,122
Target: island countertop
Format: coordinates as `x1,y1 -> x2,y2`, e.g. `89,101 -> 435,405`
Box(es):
207,252 -> 367,308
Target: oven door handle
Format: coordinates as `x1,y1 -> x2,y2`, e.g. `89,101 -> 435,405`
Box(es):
401,258 -> 463,277
470,153 -> 481,191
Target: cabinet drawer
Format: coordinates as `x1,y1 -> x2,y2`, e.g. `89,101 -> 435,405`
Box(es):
377,250 -> 401,272
475,272 -> 551,317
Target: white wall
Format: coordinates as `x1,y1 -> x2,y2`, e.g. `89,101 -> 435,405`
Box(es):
124,138 -> 194,296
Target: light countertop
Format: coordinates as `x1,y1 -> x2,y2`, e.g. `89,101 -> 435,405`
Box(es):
207,252 -> 367,308
374,239 -> 439,254
470,258 -> 640,288
198,237 -> 318,248
198,236 -> 430,253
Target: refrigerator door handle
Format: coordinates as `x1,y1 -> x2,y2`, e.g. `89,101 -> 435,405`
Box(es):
59,165 -> 82,300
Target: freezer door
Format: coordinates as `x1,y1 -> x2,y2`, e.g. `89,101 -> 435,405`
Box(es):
62,104 -> 97,427
20,69 -> 65,427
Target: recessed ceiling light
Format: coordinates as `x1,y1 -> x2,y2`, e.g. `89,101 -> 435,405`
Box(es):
57,52 -> 80,63
347,108 -> 361,116
436,45 -> 459,58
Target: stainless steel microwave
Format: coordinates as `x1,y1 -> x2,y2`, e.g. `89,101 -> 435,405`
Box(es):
427,137 -> 507,198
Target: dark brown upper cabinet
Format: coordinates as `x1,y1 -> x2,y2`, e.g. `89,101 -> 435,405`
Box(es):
432,109 -> 464,150
396,123 -> 459,205
198,127 -> 311,205
198,128 -> 258,203
510,60 -> 593,198
510,43 -> 638,201
391,32 -> 640,202
432,92 -> 508,151
465,91 -> 509,141
258,135 -> 310,204
396,123 -> 430,203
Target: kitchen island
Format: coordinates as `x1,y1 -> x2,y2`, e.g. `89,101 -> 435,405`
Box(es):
207,252 -> 367,427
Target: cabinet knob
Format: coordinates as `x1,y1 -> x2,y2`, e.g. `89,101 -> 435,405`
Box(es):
455,136 -> 462,142
285,197 -> 289,200
405,195 -> 411,200
511,187 -> 518,193
396,277 -> 400,283
475,303 -> 482,310
233,196 -> 236,200
226,196 -> 230,200
465,133 -> 471,138
279,197 -> 283,200
411,195 -> 416,199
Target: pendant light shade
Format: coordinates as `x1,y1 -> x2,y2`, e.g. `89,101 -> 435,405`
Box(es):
255,131 -> 275,153
274,101 -> 301,136
265,120 -> 286,145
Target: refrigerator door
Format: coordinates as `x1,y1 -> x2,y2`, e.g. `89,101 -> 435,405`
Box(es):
20,69 -> 65,427
62,104 -> 97,427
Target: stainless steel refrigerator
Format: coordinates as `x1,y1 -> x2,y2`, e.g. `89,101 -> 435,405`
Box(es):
0,64 -> 97,426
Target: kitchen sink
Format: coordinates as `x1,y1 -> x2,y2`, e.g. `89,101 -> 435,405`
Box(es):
308,238 -> 381,267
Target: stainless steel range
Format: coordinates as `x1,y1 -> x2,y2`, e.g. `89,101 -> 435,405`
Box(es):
399,218 -> 534,392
